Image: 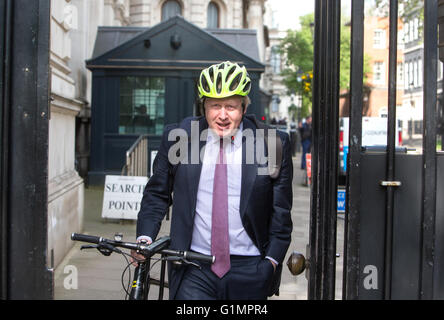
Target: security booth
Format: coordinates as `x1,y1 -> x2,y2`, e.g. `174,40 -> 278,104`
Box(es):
86,16 -> 265,185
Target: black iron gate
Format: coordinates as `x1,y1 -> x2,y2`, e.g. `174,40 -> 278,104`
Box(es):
0,0 -> 52,299
305,0 -> 444,299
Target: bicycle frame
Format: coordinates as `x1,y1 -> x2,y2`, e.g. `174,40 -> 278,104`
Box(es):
129,253 -> 168,300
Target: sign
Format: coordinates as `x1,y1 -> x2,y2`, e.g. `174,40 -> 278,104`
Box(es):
337,188 -> 346,213
102,175 -> 148,220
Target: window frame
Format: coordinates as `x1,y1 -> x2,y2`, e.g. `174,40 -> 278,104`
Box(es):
207,1 -> 220,29
161,0 -> 182,22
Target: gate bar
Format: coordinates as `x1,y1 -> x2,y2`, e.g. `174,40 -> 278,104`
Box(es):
308,0 -> 322,300
420,0 -> 438,300
309,0 -> 341,300
324,0 -> 341,300
0,0 -> 13,299
343,0 -> 364,300
383,0 -> 398,300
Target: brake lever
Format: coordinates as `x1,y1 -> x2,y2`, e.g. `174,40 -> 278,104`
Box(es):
162,256 -> 200,269
80,244 -> 98,250
80,243 -> 121,257
180,258 -> 201,270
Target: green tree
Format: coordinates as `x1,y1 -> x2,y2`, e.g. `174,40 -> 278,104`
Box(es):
279,13 -> 370,119
279,14 -> 314,119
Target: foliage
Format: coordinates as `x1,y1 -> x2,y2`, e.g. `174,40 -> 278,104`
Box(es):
374,0 -> 424,22
278,14 -> 314,118
279,13 -> 370,118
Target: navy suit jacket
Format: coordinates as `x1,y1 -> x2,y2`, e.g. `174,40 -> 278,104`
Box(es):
137,115 -> 293,299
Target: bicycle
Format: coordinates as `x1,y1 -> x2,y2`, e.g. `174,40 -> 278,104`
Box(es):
71,233 -> 214,300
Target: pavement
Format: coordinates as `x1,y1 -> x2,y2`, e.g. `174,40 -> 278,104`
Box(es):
53,153 -> 345,300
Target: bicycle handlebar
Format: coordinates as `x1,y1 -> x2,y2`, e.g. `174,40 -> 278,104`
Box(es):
71,233 -> 214,264
71,233 -> 102,244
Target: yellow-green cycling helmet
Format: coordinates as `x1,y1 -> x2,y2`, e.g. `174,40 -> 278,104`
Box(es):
197,61 -> 251,99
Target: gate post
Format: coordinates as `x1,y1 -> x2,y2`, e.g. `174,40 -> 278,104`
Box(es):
420,0 -> 438,300
309,0 -> 341,300
0,0 -> 52,299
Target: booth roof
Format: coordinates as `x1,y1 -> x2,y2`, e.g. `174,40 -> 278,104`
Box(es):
91,26 -> 261,63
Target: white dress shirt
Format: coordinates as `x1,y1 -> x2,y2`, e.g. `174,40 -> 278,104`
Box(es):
190,123 -> 261,257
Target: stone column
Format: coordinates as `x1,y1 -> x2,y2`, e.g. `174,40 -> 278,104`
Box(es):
246,0 -> 265,62
48,0 -> 85,269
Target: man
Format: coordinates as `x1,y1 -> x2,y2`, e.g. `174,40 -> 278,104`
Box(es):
299,116 -> 312,170
132,61 -> 293,300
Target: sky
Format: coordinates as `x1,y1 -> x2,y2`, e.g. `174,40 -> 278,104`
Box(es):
266,0 -> 361,31
267,0 -> 315,30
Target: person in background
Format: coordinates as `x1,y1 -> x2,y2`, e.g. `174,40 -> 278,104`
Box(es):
299,115 -> 312,170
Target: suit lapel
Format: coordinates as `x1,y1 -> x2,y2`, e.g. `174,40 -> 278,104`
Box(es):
187,117 -> 208,217
240,117 -> 258,219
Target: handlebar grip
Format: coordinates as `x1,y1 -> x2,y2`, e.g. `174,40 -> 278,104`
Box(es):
184,251 -> 215,264
71,233 -> 102,244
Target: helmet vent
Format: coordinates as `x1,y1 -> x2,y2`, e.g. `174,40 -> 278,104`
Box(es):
230,73 -> 242,91
226,66 -> 236,82
243,80 -> 251,93
201,75 -> 210,92
216,73 -> 222,93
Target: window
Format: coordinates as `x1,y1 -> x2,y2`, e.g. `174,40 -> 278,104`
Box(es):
207,2 -> 219,28
413,60 -> 418,87
119,77 -> 165,135
162,0 -> 181,21
373,61 -> 385,85
271,95 -> 280,112
409,20 -> 414,42
373,29 -> 385,49
397,62 -> 403,87
418,59 -> 422,87
270,46 -> 281,74
413,18 -> 419,40
407,120 -> 422,135
404,61 -> 409,89
398,28 -> 404,46
403,21 -> 409,43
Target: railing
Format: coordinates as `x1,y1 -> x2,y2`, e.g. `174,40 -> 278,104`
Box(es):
121,134 -> 148,176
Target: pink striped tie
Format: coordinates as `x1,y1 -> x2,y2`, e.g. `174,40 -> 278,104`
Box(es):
211,139 -> 230,278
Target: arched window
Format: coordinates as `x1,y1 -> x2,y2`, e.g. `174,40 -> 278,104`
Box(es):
270,46 -> 281,74
162,0 -> 181,21
207,2 -> 219,28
